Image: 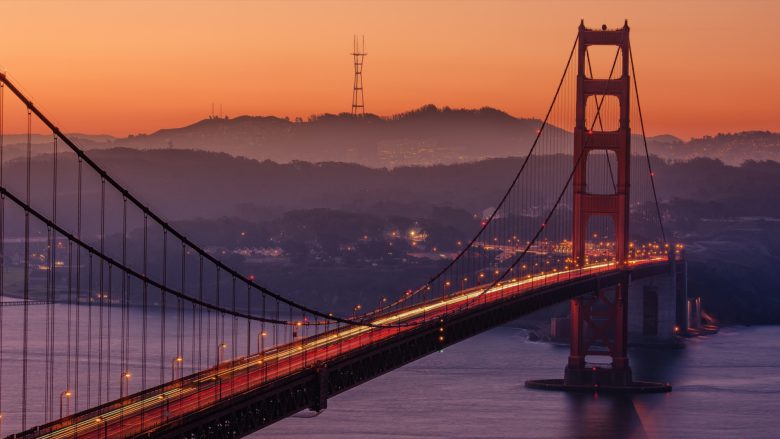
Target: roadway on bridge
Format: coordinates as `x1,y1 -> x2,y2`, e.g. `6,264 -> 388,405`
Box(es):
28,257 -> 665,439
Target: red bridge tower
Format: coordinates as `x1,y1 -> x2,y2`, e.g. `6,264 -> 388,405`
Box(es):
566,21 -> 633,387
528,21 -> 670,393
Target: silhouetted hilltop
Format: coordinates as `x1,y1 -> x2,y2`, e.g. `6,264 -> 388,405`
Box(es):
113,105 -> 552,167
84,107 -> 779,167
3,106 -> 778,167
643,131 -> 780,165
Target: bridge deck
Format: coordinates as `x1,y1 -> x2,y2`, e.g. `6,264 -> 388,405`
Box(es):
12,258 -> 673,439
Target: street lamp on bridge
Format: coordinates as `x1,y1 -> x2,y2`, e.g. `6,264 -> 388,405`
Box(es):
59,390 -> 72,418
171,356 -> 184,380
120,371 -> 131,398
218,342 -> 228,365
95,416 -> 107,438
257,330 -> 268,353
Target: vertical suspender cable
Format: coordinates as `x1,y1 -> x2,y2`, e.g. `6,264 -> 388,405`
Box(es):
45,227 -> 51,416
50,135 -> 57,419
141,214 -> 148,428
197,255 -> 203,408
122,197 -> 129,391
142,214 -> 148,391
66,242 -> 72,416
198,255 -> 203,373
0,81 -> 4,434
191,288 -> 195,376
215,268 -> 220,366
98,179 -> 105,405
87,251 -> 93,406
178,244 -> 184,375
75,157 -> 82,412
120,198 -> 126,392
275,300 -> 280,377
261,294 -> 266,380
106,265 -> 112,400
161,230 -> 167,384
231,277 -> 237,377
205,258 -> 211,368
22,108 -> 31,430
629,49 -> 667,245
179,243 -> 185,378
245,284 -> 251,391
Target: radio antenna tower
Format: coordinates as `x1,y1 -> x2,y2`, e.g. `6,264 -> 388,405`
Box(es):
351,35 -> 367,116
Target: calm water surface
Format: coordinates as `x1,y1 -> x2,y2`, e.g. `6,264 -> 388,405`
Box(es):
259,325 -> 780,439
0,298 -> 777,438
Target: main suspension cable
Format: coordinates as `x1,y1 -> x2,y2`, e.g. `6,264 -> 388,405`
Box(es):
0,72 -> 377,328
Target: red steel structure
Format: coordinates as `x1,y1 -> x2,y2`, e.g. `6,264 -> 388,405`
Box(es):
0,21 -> 674,438
566,21 -> 633,387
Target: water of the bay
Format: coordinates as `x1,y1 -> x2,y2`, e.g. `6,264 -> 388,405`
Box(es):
0,297 -> 777,438
259,325 -> 780,439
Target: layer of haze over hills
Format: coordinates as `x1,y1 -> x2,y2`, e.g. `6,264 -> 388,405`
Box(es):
7,105 -> 778,167
4,105 -> 780,325
6,148 -> 780,326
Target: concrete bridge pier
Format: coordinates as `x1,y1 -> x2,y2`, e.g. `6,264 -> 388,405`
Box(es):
627,258 -> 687,346
526,259 -> 685,393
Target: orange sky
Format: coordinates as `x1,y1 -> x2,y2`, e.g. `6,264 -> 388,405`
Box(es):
0,0 -> 778,139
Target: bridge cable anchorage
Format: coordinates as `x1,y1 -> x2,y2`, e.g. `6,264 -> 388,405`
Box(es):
629,48 -> 667,245
454,35 -> 625,313
0,73 -> 396,329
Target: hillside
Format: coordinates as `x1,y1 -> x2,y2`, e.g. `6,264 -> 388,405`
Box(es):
4,106 -> 778,168
108,108 -> 780,167
5,148 -> 780,322
113,105 -> 549,167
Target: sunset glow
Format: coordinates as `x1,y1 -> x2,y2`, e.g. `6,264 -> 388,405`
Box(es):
1,0 -> 778,138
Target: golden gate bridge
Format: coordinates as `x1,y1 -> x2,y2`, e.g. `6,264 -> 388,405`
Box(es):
0,21 -> 684,438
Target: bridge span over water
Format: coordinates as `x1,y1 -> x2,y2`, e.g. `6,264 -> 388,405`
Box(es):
0,21 -> 684,438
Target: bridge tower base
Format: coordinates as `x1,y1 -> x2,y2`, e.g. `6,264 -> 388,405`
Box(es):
525,279 -> 671,394
524,377 -> 671,393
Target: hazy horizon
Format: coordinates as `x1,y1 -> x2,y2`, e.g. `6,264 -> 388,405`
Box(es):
0,1 -> 778,139
3,103 -> 777,142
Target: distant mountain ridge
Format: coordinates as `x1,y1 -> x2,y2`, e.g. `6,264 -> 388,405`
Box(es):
111,105 -> 549,167
111,107 -> 780,167
651,131 -> 780,165
3,105 -> 778,167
